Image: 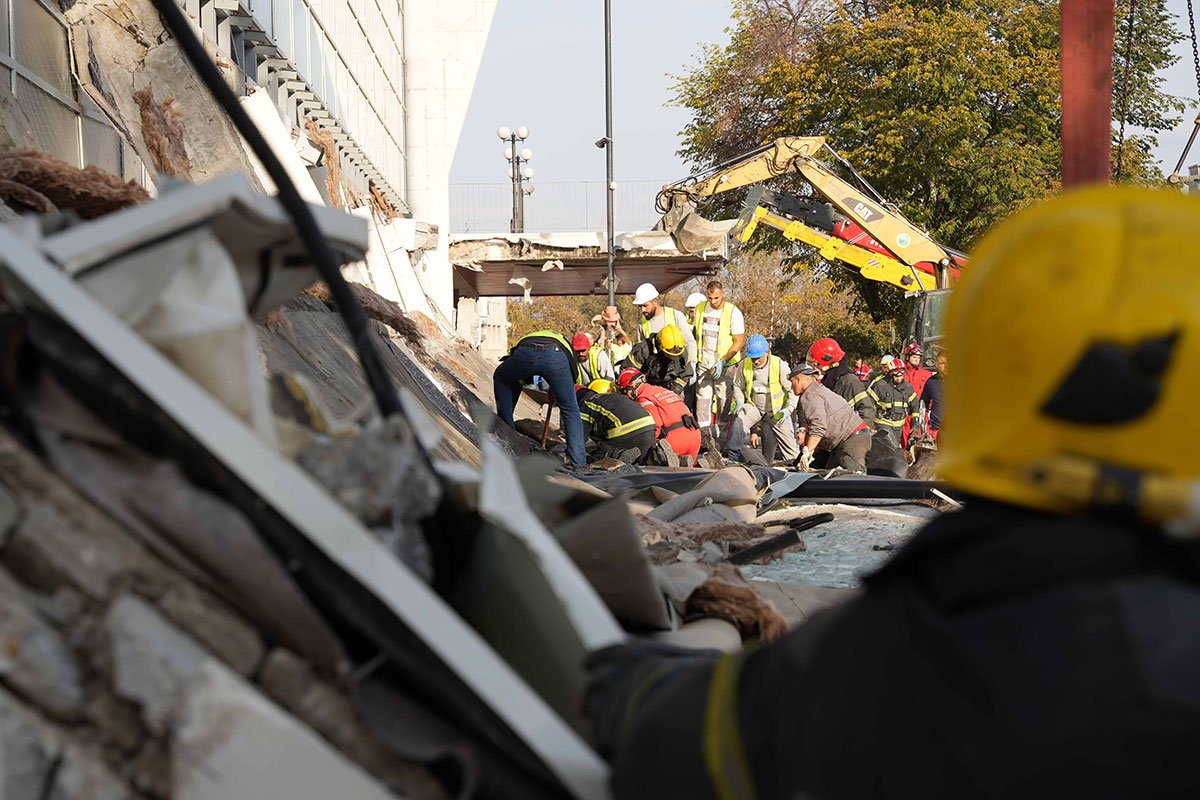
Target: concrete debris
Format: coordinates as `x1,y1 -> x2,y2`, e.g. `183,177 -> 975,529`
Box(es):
296,416 -> 440,581
304,118 -> 343,209
0,151 -> 149,219
541,259 -> 564,271
508,276 -> 532,302
133,84 -> 193,180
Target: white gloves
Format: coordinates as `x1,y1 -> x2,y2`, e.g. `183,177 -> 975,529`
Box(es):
798,446 -> 815,471
710,360 -> 726,380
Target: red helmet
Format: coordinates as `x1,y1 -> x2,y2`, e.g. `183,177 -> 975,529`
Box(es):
903,342 -> 923,358
617,367 -> 645,390
571,333 -> 591,351
808,337 -> 846,367
853,363 -> 872,381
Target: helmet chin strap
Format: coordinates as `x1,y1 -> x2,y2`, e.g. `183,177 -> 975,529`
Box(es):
1026,455 -> 1200,538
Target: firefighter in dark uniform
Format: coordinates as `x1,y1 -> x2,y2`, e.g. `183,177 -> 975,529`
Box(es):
584,188 -> 1200,799
808,336 -> 876,429
619,324 -> 691,396
575,380 -> 658,464
869,355 -> 919,448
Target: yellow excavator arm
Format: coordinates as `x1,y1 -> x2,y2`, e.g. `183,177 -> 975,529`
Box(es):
658,136 -> 955,283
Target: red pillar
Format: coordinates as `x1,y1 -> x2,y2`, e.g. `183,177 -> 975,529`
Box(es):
1061,0 -> 1115,187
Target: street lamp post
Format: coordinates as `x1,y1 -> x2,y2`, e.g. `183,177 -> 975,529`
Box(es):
497,125 -> 534,233
601,0 -> 615,305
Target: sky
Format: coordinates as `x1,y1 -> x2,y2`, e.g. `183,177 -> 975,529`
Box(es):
449,0 -> 735,185
450,0 -> 1200,187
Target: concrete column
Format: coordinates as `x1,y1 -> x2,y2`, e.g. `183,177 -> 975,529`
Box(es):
402,0 -> 498,323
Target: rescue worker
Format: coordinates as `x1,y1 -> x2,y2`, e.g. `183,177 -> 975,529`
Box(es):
575,380 -> 657,464
790,362 -> 871,472
684,291 -> 706,327
617,368 -> 701,465
573,333 -> 614,384
921,349 -> 947,437
692,280 -> 746,432
586,187 -> 1200,800
808,336 -> 875,429
870,355 -> 919,449
492,330 -> 586,468
725,334 -> 798,464
620,324 -> 690,396
632,283 -> 697,365
902,342 -> 933,399
853,357 -> 872,384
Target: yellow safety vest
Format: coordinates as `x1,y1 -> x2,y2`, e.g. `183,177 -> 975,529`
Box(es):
514,330 -> 583,383
588,345 -> 604,379
742,355 -> 786,416
640,307 -> 685,342
694,300 -> 741,363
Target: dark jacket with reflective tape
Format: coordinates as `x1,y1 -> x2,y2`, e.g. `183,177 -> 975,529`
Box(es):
621,340 -> 690,396
869,375 -> 918,429
606,503 -> 1200,799
822,362 -> 875,428
576,388 -> 655,442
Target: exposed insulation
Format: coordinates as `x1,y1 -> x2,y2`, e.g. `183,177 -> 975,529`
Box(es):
369,180 -> 400,221
0,178 -> 56,215
133,83 -> 193,180
303,280 -> 426,354
687,564 -> 788,643
0,150 -> 149,219
304,118 -> 343,209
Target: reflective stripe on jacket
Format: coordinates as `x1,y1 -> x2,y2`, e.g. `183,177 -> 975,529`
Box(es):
578,391 -> 656,440
693,300 -> 741,363
869,376 -> 918,428
741,355 -> 786,416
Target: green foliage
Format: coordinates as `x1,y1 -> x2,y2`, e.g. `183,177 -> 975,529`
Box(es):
672,0 -> 1187,323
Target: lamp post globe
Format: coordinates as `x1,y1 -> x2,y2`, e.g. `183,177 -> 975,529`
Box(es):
496,125 -> 511,140
516,126 -> 529,140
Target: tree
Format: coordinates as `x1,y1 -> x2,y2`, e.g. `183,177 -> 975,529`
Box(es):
673,0 -> 1187,322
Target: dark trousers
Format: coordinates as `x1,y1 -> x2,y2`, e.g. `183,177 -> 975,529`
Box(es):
493,345 -> 586,467
828,428 -> 871,472
599,428 -> 657,464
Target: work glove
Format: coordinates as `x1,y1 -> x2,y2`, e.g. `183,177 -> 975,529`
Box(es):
712,359 -> 727,380
798,445 -> 815,471
583,641 -> 721,760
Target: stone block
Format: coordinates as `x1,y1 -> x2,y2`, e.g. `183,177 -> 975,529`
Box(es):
50,744 -> 131,800
0,687 -> 59,800
158,583 -> 263,677
106,597 -> 400,798
0,567 -> 84,720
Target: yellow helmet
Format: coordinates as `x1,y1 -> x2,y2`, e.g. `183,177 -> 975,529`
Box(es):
588,379 -> 614,394
658,324 -> 686,357
939,186 -> 1200,533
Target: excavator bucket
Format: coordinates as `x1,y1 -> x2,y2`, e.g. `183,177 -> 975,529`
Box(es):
660,200 -> 738,255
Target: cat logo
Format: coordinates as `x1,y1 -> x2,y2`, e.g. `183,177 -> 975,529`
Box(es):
896,233 -> 912,248
844,196 -> 881,222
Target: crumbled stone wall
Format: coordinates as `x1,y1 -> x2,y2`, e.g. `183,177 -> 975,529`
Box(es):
0,428 -> 442,799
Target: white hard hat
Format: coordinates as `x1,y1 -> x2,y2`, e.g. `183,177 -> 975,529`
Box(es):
632,283 -> 659,305
685,292 -> 705,309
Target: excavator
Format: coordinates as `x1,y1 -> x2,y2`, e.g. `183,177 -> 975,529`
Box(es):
655,135 -> 967,349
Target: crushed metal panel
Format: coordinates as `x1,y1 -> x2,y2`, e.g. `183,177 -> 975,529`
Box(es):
0,226 -> 611,800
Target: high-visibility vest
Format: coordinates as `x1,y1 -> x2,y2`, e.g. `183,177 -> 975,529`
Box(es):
694,300 -> 741,363
514,330 -> 582,383
640,307 -> 685,342
742,355 -> 786,416
588,345 -> 604,379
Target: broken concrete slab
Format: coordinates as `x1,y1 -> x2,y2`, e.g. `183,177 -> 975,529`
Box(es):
0,567 -> 85,720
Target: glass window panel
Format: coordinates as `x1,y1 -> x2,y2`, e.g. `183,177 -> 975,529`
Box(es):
13,0 -> 71,96
0,0 -> 10,56
16,77 -> 78,165
121,143 -> 146,185
82,118 -> 120,176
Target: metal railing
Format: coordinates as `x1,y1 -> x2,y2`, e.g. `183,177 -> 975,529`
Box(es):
450,179 -> 668,233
